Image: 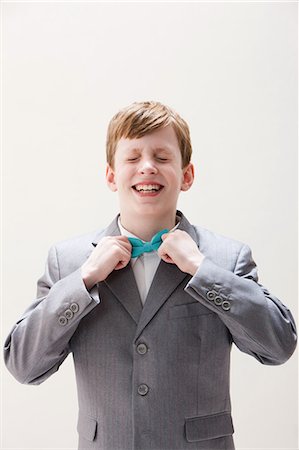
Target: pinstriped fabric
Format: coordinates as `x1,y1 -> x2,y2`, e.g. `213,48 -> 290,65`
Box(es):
4,211 -> 296,450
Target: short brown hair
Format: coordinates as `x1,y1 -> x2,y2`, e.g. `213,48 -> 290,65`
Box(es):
106,101 -> 192,168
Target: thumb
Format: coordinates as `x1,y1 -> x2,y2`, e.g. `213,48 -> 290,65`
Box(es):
161,232 -> 169,241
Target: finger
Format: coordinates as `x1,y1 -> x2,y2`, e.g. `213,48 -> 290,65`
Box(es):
117,245 -> 132,258
114,251 -> 131,270
115,236 -> 133,250
157,246 -> 164,258
103,235 -> 130,245
120,238 -> 133,249
115,235 -> 131,242
117,243 -> 132,255
108,237 -> 132,253
160,254 -> 175,264
158,240 -> 169,256
116,244 -> 132,261
115,259 -> 129,270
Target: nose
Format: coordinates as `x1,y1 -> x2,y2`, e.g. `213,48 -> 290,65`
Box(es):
138,159 -> 158,175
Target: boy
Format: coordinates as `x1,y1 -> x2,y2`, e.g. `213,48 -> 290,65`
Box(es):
4,101 -> 297,450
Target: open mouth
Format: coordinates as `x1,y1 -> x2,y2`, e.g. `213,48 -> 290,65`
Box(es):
132,183 -> 164,193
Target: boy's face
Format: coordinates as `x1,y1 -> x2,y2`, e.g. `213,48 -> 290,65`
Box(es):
106,125 -> 194,221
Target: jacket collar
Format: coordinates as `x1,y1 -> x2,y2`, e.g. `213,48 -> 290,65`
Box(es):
91,210 -> 197,246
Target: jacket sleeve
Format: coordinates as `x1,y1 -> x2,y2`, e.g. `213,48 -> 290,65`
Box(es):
184,244 -> 297,365
4,245 -> 100,385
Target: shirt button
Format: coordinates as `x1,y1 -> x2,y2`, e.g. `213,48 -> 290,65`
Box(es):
70,303 -> 79,313
136,343 -> 148,355
64,309 -> 74,319
138,384 -> 149,396
58,316 -> 67,326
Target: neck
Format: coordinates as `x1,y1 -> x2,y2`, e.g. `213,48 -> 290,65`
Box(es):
120,210 -> 178,241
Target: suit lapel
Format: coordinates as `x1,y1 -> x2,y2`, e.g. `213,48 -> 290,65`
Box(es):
103,264 -> 143,325
91,215 -> 143,325
134,211 -> 198,341
134,261 -> 188,341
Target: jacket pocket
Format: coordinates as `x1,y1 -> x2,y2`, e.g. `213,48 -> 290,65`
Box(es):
169,302 -> 213,319
77,413 -> 97,441
185,411 -> 234,442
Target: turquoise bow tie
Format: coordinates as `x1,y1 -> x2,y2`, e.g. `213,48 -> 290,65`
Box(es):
128,229 -> 169,258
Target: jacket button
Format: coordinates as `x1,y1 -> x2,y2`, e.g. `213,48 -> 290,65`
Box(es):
70,303 -> 79,313
136,343 -> 148,355
58,316 -> 67,326
222,300 -> 231,311
214,296 -> 223,306
64,309 -> 74,319
206,290 -> 216,301
138,384 -> 149,396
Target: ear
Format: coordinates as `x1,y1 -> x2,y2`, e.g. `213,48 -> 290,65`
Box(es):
181,163 -> 194,192
106,164 -> 118,192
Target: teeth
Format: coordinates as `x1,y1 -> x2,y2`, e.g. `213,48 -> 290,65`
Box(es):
135,184 -> 161,191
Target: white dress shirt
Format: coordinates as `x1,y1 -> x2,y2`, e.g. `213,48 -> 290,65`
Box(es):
118,217 -> 180,306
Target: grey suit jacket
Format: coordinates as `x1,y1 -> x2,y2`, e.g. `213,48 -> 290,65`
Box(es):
4,211 -> 297,450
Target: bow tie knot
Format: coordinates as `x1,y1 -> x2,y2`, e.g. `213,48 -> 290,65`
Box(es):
143,242 -> 152,252
128,229 -> 169,258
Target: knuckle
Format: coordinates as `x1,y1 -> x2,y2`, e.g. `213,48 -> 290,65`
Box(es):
112,244 -> 120,253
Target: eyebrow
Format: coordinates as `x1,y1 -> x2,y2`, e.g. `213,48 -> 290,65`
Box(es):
127,147 -> 172,153
154,147 -> 172,153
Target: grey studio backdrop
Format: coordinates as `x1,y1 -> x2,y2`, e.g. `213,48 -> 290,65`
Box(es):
2,2 -> 298,450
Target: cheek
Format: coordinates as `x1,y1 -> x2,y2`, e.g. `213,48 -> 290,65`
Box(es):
169,170 -> 184,187
115,166 -> 131,180
117,169 -> 135,191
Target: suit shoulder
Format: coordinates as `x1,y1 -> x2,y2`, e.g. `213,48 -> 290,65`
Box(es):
51,228 -> 104,254
192,224 -> 246,254
46,228 -> 106,274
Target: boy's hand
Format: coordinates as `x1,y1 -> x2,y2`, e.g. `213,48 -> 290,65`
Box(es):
158,230 -> 205,275
81,236 -> 132,290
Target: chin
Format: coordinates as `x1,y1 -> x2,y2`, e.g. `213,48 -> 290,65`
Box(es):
136,204 -> 173,217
